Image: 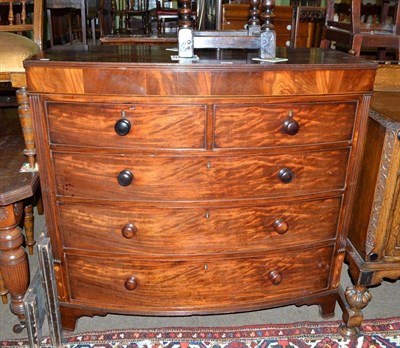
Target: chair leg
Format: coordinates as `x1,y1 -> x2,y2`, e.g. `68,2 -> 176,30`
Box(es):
24,203 -> 35,256
91,17 -> 96,44
350,34 -> 362,56
0,271 -> 8,304
47,9 -> 55,47
16,87 -> 36,170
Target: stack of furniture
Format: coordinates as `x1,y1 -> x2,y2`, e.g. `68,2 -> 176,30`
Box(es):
321,0 -> 399,60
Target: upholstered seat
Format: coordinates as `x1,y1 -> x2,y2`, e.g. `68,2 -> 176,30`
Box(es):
0,32 -> 40,73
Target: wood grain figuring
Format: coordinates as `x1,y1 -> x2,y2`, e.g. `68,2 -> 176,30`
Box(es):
66,246 -> 333,311
25,47 -> 376,330
46,102 -> 207,148
53,150 -> 349,201
58,197 -> 342,254
214,102 -> 356,148
96,69 -> 375,96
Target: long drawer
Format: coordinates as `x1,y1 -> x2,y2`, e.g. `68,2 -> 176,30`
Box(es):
53,149 -> 349,201
59,197 -> 342,254
46,102 -> 207,149
65,245 -> 333,311
214,101 -> 357,148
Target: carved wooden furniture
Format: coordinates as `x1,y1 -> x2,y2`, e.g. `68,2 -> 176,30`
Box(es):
339,65 -> 400,338
0,107 -> 40,333
292,6 -> 325,48
321,0 -> 399,60
222,4 -> 293,47
25,46 -> 376,330
111,0 -> 150,35
0,0 -> 43,169
46,0 -> 98,46
156,0 -> 197,35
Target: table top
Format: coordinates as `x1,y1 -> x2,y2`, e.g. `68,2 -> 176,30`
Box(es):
0,108 -> 39,205
27,46 -> 377,71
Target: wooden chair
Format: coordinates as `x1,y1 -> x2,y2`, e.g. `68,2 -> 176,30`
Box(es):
321,0 -> 400,60
111,0 -> 150,35
0,0 -> 43,169
156,0 -> 197,36
46,0 -> 98,46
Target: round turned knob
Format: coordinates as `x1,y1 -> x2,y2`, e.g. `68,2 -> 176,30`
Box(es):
273,219 -> 289,234
268,271 -> 282,285
114,119 -> 131,136
121,223 -> 137,239
278,168 -> 293,183
282,118 -> 299,136
124,276 -> 138,291
117,170 -> 134,186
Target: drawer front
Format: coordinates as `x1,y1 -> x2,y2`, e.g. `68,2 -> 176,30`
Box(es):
214,102 -> 357,148
46,102 -> 207,149
65,246 -> 333,310
59,197 -> 341,254
53,149 -> 349,200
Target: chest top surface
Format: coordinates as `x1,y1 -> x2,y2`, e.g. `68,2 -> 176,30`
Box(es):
24,46 -> 377,96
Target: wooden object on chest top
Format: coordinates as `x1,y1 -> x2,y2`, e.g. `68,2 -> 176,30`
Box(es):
24,46 -> 376,331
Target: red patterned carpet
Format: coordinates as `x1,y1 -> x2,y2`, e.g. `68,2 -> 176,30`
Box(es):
1,317 -> 400,348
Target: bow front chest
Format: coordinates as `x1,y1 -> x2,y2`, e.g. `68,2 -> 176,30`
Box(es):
25,46 -> 376,330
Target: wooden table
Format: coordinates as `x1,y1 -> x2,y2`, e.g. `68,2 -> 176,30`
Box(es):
0,108 -> 40,332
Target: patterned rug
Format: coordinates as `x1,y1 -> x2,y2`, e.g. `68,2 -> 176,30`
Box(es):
1,317 -> 399,348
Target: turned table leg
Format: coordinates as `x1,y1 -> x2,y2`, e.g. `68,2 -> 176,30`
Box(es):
0,270 -> 8,304
0,202 -> 30,332
16,87 -> 37,170
339,285 -> 372,339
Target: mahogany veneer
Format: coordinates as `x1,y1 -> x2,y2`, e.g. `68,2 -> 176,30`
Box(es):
24,46 -> 376,330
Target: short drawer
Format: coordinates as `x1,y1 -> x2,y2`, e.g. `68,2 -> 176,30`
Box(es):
45,102 -> 207,149
214,102 -> 357,148
65,245 -> 333,311
59,197 -> 341,254
53,148 -> 349,200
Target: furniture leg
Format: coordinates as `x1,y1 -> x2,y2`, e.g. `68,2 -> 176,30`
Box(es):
0,202 -> 29,332
91,17 -> 96,44
24,203 -> 35,255
16,87 -> 36,170
47,9 -> 55,47
0,270 -> 8,304
80,2 -> 87,45
338,284 -> 372,339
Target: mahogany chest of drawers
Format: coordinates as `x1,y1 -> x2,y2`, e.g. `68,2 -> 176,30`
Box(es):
25,46 -> 376,330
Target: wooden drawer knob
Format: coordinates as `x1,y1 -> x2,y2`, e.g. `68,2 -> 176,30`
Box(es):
114,119 -> 131,136
278,168 -> 293,183
117,170 -> 134,186
273,219 -> 289,234
282,111 -> 299,136
122,223 -> 137,239
124,276 -> 138,291
268,271 -> 282,285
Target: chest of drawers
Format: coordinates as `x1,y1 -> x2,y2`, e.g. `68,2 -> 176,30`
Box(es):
25,46 -> 376,330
